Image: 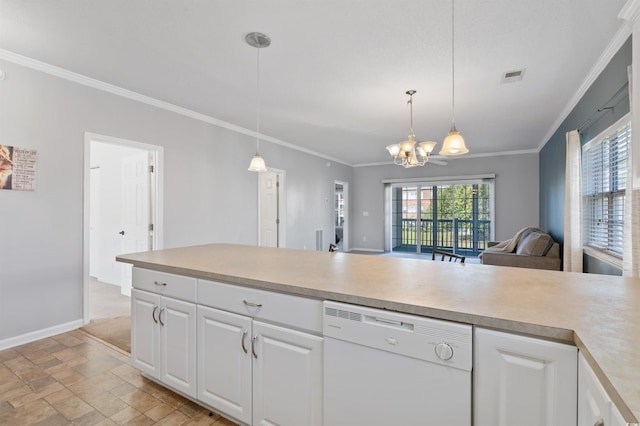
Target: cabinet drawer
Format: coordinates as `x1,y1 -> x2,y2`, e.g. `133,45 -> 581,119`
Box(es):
198,279 -> 322,334
133,268 -> 197,303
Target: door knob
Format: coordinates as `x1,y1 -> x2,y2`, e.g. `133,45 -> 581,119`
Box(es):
119,230 -> 125,235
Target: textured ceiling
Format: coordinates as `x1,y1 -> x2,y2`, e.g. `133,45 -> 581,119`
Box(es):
0,0 -> 630,166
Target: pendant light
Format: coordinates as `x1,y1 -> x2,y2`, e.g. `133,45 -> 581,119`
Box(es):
386,90 -> 438,168
440,0 -> 469,156
247,32 -> 271,172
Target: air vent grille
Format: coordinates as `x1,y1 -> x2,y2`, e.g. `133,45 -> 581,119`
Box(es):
502,69 -> 525,83
325,307 -> 362,322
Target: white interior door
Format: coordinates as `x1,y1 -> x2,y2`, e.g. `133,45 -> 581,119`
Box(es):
259,170 -> 284,247
120,151 -> 150,296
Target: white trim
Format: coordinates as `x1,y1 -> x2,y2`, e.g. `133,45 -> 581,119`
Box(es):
583,246 -> 623,270
0,48 -> 351,167
619,0 -> 640,22
382,173 -> 496,184
537,21 -> 632,152
82,132 -> 164,325
349,248 -> 384,253
0,320 -> 83,351
582,112 -> 631,150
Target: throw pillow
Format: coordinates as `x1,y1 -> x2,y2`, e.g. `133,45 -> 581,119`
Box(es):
516,231 -> 552,256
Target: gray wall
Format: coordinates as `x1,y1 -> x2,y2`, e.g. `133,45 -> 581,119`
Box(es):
0,59 -> 352,345
352,153 -> 539,251
539,37 -> 631,274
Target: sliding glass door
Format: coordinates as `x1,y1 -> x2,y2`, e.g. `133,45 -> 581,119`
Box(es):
390,182 -> 492,256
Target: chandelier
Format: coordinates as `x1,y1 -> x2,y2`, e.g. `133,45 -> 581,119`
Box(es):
387,0 -> 468,166
386,90 -> 438,168
246,32 -> 271,172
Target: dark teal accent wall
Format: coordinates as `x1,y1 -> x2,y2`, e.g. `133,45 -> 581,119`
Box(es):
539,37 -> 631,274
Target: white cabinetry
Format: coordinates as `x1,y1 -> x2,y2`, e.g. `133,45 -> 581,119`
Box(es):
252,320 -> 322,426
197,305 -> 252,425
197,279 -> 323,426
474,327 -> 577,426
578,352 -> 629,426
131,268 -> 197,398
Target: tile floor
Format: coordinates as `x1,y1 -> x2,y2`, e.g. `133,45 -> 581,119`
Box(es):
0,330 -> 238,425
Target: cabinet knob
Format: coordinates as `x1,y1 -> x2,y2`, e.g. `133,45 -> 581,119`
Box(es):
594,419 -> 604,426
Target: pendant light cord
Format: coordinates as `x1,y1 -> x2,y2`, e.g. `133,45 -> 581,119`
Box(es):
451,0 -> 456,127
256,47 -> 261,153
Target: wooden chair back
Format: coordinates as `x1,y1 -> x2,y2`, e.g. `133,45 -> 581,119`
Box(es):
432,249 -> 466,263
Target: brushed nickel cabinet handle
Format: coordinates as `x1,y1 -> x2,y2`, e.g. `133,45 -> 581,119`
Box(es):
154,281 -> 167,286
158,308 -> 165,326
152,306 -> 158,324
252,334 -> 258,359
241,330 -> 248,354
243,300 -> 263,308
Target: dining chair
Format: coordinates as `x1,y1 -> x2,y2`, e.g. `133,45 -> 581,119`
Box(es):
432,249 -> 466,263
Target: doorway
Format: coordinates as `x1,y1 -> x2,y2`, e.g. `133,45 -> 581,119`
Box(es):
334,181 -> 349,252
83,133 -> 163,324
259,169 -> 286,247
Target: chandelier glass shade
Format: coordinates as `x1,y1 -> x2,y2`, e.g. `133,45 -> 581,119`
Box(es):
246,32 -> 270,172
386,90 -> 438,168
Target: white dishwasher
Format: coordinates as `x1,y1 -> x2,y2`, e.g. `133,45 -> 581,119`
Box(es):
323,301 -> 472,426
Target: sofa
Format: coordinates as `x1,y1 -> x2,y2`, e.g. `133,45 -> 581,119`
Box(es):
479,227 -> 561,271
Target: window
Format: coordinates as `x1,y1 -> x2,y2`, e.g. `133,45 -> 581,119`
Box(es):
582,115 -> 631,259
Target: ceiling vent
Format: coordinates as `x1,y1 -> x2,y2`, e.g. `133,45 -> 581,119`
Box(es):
501,69 -> 525,83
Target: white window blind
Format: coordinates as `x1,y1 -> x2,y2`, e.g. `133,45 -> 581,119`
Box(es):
582,118 -> 631,257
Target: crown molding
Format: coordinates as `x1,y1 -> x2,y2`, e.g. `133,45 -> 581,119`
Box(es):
0,49 -> 352,167
619,0 -> 640,22
536,19 -> 632,151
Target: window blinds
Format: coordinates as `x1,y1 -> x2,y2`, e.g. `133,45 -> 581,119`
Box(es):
582,120 -> 631,256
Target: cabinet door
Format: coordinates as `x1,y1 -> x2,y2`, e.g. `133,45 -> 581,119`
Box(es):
578,353 -> 611,426
197,305 -> 252,425
160,296 -> 197,398
131,289 -> 161,378
474,328 -> 577,426
252,321 -> 323,426
610,404 -> 628,426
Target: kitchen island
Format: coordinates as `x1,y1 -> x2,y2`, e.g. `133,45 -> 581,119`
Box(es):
117,243 -> 640,425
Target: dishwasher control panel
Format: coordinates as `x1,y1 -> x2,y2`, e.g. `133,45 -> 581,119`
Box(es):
323,301 -> 472,371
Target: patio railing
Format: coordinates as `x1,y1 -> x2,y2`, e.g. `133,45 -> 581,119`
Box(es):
395,218 -> 491,256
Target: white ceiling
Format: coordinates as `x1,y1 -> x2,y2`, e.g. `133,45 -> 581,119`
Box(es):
0,0 -> 630,166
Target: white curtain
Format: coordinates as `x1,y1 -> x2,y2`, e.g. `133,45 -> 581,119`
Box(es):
563,130 -> 583,272
623,65 -> 640,277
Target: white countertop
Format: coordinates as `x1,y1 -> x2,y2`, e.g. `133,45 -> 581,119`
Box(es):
117,243 -> 640,424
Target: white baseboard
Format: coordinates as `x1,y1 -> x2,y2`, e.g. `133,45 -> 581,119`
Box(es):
0,319 -> 84,351
349,247 -> 384,253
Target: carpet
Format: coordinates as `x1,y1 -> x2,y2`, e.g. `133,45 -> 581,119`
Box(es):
81,316 -> 131,353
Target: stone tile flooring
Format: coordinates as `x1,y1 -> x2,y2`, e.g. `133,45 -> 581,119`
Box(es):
0,330 -> 238,425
